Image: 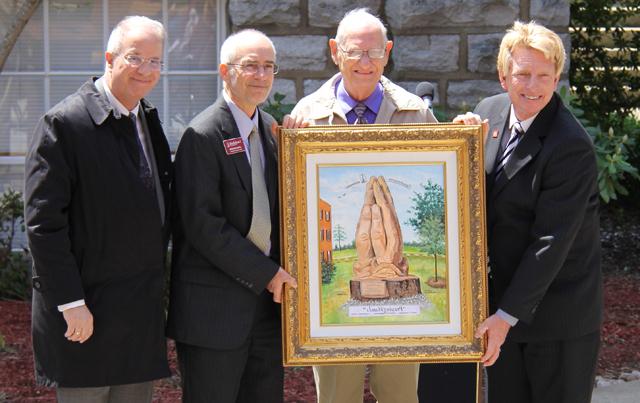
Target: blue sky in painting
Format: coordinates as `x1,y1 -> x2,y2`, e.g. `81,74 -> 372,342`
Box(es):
318,164 -> 445,245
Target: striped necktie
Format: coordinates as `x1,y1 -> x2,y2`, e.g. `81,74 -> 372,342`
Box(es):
494,121 -> 524,180
246,127 -> 271,255
353,103 -> 368,124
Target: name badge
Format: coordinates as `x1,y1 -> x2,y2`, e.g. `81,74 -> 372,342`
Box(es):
223,137 -> 246,155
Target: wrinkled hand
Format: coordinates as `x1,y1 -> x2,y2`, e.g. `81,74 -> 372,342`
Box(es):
281,114 -> 310,129
353,177 -> 407,279
266,267 -> 298,303
475,313 -> 511,366
452,112 -> 489,142
62,305 -> 94,343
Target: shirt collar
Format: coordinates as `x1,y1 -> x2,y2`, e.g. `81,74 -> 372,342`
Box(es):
223,90 -> 259,142
99,76 -> 139,118
335,78 -> 383,115
509,106 -> 537,133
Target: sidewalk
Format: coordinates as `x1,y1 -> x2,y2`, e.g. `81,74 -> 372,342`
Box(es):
592,380 -> 640,403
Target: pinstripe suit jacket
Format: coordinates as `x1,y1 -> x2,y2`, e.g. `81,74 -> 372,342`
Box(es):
476,92 -> 603,342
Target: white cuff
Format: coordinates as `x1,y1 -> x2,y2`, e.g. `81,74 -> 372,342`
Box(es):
57,299 -> 86,312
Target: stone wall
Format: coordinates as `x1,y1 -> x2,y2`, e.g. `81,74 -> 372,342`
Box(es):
228,0 -> 570,114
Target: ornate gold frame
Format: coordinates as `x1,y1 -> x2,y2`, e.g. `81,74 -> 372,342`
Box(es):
279,123 -> 487,367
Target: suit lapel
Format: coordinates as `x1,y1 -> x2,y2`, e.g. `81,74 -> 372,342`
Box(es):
484,103 -> 509,174
490,94 -> 560,199
217,99 -> 253,196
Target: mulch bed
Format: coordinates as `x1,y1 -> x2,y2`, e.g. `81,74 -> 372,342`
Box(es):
2,271 -> 638,402
1,208 -> 638,402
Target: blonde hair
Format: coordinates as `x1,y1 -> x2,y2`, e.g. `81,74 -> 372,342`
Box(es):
497,20 -> 565,79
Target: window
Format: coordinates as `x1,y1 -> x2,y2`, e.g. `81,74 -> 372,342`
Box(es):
325,211 -> 330,221
0,0 -> 225,249
320,229 -> 324,241
319,209 -> 324,221
0,0 -> 226,192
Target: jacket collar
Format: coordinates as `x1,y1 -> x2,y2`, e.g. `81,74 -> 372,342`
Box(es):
307,73 -> 423,123
490,93 -> 560,197
85,77 -> 159,126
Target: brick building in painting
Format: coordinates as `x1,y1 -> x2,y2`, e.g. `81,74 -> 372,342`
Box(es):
318,198 -> 332,264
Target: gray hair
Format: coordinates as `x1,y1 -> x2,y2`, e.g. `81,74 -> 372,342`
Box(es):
106,15 -> 165,67
220,29 -> 276,64
335,8 -> 388,45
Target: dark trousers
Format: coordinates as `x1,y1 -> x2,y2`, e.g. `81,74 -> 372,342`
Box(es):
176,294 -> 283,403
488,331 -> 600,403
418,363 -> 479,403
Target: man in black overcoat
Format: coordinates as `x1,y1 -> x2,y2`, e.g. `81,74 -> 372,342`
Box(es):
456,21 -> 602,403
166,29 -> 296,403
24,16 -> 172,402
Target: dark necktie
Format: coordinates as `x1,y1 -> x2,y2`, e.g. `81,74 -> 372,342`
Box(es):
494,121 -> 524,180
246,127 -> 271,254
129,114 -> 154,191
353,103 -> 368,124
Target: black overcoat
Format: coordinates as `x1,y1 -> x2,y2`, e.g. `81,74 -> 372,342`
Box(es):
24,79 -> 172,387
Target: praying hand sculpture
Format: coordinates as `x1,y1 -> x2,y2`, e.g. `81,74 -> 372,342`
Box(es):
353,176 -> 409,279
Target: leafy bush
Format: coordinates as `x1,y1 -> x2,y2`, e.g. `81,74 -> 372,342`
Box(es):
0,188 -> 31,300
559,87 -> 640,203
321,261 -> 336,284
570,1 -> 640,126
262,93 -> 295,124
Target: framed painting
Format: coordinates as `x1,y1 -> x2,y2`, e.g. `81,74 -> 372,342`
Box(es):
278,123 -> 488,366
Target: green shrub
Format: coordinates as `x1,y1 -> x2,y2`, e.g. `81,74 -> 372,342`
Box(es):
570,1 -> 640,126
0,188 -> 31,300
262,93 -> 295,124
321,260 -> 336,284
559,87 -> 640,203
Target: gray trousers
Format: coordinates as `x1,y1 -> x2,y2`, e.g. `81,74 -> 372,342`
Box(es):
56,381 -> 153,403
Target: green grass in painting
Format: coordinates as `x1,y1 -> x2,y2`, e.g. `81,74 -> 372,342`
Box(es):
322,247 -> 449,325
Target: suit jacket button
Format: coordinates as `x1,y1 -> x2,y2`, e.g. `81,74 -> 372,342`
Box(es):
33,279 -> 41,289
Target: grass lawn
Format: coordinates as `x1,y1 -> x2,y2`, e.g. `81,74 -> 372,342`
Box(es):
322,247 -> 449,325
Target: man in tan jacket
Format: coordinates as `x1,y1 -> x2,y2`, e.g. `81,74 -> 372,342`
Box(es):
284,8 -> 436,403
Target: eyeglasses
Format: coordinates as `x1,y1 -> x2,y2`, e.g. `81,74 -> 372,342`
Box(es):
227,62 -> 279,75
121,54 -> 164,70
338,46 -> 386,60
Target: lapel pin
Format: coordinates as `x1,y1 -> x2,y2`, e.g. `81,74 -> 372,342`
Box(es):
492,129 -> 499,138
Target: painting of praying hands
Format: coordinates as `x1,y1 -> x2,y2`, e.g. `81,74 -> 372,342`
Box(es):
317,166 -> 447,326
278,123 -> 487,365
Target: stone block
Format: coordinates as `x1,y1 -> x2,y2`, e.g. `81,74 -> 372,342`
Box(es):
229,0 -> 300,26
269,79 -> 296,103
394,35 -> 459,72
468,33 -> 503,73
386,0 -> 519,29
304,78 -> 330,96
447,80 -> 503,110
271,36 -> 328,72
530,0 -> 570,26
308,0 -> 382,28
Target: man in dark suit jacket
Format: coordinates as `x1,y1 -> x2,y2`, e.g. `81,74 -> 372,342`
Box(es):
457,21 -> 602,403
24,16 -> 172,402
166,29 -> 297,403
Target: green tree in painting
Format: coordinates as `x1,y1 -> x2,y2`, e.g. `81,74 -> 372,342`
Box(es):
333,224 -> 346,250
407,180 -> 446,287
419,216 -> 445,281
